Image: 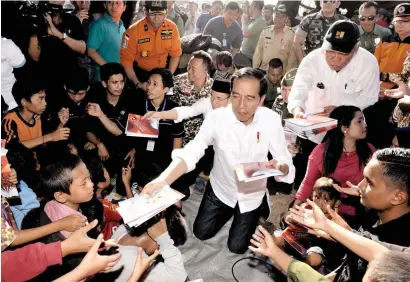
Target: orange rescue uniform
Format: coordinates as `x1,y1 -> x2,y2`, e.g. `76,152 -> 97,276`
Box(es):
120,18 -> 182,71
375,35 -> 410,89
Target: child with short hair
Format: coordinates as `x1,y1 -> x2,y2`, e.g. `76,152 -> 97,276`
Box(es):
276,177 -> 345,272
213,51 -> 234,80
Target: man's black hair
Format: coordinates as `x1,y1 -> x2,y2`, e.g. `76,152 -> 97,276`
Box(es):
100,62 -> 126,83
268,58 -> 284,70
373,148 -> 410,205
225,1 -> 240,12
216,51 -> 233,68
251,1 -> 264,11
192,50 -> 213,72
231,67 -> 267,97
359,1 -> 379,14
12,78 -> 46,108
203,3 -> 212,10
149,68 -> 174,89
64,67 -> 90,93
39,154 -> 83,200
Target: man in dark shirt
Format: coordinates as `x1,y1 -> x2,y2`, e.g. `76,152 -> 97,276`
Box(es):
125,68 -> 185,194
86,63 -> 136,193
43,67 -> 90,150
357,148 -> 410,247
28,1 -> 86,103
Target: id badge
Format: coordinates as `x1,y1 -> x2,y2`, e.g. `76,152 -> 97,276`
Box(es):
147,140 -> 155,151
222,38 -> 227,47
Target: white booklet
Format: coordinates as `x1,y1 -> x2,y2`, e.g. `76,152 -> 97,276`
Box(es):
234,162 -> 283,182
117,185 -> 185,227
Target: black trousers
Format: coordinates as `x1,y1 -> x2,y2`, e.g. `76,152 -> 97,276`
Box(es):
193,183 -> 269,254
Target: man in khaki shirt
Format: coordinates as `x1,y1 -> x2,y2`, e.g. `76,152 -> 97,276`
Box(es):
253,5 -> 297,71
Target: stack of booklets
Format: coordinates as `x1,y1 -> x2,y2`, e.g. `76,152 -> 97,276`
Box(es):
116,186 -> 185,227
284,115 -> 337,141
234,162 -> 283,182
125,114 -> 159,138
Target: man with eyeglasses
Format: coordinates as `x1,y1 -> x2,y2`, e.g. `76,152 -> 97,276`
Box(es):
365,3 -> 410,149
358,1 -> 391,54
293,0 -> 346,64
288,20 -> 379,119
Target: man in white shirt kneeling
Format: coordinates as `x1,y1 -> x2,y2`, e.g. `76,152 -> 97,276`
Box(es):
141,68 -> 295,254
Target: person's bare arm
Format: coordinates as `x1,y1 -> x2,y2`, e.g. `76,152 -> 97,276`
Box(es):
87,48 -> 107,66
86,131 -> 102,146
11,215 -> 86,247
124,66 -> 140,85
62,36 -> 86,54
173,138 -> 183,149
28,36 -> 40,62
21,128 -> 70,149
293,34 -> 305,64
168,56 -> 181,74
87,103 -> 123,136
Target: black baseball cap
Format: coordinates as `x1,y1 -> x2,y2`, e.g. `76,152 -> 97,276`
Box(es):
274,4 -> 288,15
145,0 -> 167,15
322,20 -> 360,54
393,3 -> 410,23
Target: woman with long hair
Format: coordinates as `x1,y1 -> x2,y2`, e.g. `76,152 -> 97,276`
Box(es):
294,106 -> 375,217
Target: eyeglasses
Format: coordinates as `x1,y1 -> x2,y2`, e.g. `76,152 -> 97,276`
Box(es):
359,15 -> 376,21
323,0 -> 338,4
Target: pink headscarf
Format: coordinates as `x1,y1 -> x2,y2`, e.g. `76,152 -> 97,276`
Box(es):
44,200 -> 87,238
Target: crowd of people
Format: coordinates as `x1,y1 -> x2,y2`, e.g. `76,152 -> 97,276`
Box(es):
1,0 -> 410,281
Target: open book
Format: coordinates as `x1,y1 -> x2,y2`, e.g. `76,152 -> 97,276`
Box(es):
234,162 -> 283,182
125,114 -> 159,138
116,186 -> 185,227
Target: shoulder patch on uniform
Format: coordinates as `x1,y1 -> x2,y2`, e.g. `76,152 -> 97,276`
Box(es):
138,38 -> 150,44
122,40 -> 128,48
144,24 -> 148,31
124,33 -> 130,40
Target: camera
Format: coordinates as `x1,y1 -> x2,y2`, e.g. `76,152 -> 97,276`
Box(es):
17,1 -> 64,36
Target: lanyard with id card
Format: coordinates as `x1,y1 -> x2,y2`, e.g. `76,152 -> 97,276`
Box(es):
222,33 -> 227,47
145,99 -> 167,152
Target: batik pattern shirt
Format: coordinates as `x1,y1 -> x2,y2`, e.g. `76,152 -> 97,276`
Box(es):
170,73 -> 213,145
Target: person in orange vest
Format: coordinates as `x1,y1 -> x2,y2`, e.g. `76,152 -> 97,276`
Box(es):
366,3 -> 410,149
120,1 -> 182,88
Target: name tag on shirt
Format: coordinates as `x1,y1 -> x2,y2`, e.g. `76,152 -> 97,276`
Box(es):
222,39 -> 227,47
147,140 -> 155,151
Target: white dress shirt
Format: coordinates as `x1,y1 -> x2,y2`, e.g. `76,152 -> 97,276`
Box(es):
287,47 -> 380,114
1,38 -> 26,110
174,97 -> 213,123
172,105 -> 295,213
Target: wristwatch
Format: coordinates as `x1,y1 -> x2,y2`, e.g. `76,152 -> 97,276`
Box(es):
61,33 -> 67,41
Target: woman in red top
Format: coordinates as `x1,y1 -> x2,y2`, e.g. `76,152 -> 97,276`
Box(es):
294,106 -> 375,217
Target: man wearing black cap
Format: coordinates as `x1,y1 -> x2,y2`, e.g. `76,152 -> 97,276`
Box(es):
120,0 -> 182,87
366,3 -> 410,149
293,0 -> 346,63
253,4 -> 297,71
288,20 -> 379,119
144,78 -> 232,122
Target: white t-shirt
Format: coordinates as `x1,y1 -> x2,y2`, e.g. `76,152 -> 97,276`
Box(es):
1,37 -> 26,110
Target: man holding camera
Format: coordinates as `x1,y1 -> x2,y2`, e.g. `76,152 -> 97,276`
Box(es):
28,1 -> 86,103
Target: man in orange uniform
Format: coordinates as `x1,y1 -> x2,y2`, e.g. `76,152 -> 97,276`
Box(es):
366,3 -> 410,149
120,0 -> 182,87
